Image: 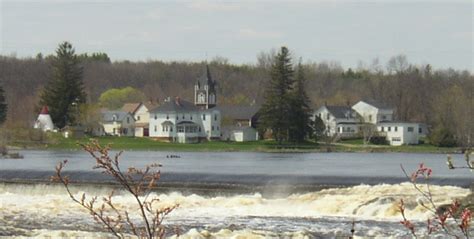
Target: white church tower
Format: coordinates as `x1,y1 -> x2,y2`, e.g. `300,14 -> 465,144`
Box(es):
34,106 -> 55,132
194,65 -> 217,109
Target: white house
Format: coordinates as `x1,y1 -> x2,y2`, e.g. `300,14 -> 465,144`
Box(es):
100,111 -> 135,136
352,100 -> 394,124
34,106 -> 55,132
148,66 -> 221,143
220,105 -> 259,142
377,122 -> 421,146
312,105 -> 359,138
122,102 -> 151,137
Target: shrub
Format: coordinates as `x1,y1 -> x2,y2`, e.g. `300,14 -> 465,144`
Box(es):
429,126 -> 457,147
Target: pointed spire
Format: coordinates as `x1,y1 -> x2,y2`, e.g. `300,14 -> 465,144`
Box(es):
206,64 -> 213,85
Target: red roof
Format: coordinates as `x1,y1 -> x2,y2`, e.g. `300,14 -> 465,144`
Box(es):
40,106 -> 49,114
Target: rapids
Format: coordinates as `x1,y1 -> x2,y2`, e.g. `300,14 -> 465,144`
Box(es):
0,182 -> 470,238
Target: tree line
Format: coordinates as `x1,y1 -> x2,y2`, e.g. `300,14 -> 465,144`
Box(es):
0,42 -> 472,147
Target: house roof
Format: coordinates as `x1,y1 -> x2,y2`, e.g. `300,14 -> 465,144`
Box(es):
149,98 -> 199,112
359,100 -> 392,110
122,103 -> 142,114
325,106 -> 357,119
101,111 -> 132,122
217,105 -> 260,120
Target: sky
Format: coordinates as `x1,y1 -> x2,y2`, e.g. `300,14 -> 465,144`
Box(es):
1,0 -> 472,70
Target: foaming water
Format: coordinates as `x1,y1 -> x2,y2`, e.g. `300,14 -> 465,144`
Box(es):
0,182 -> 470,237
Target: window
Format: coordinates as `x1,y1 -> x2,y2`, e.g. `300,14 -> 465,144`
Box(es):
137,116 -> 140,121
388,126 -> 391,132
162,126 -> 164,131
182,114 -> 185,119
154,114 -> 157,120
326,114 -> 330,120
392,137 -> 401,142
212,126 -> 215,131
203,114 -> 206,120
382,115 -> 387,120
418,127 -> 422,133
127,117 -> 130,124
395,126 -> 398,132
190,115 -> 193,120
381,126 -> 384,132
123,128 -> 128,135
199,127 -> 201,132
369,115 -> 372,122
154,126 -> 157,132
176,116 -> 178,120
113,128 -> 116,134
166,114 -> 169,120
408,127 -> 414,132
214,114 -> 217,121
217,126 -> 219,131
170,127 -> 173,132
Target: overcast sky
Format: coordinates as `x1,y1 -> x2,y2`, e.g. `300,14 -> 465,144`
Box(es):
1,0 -> 472,70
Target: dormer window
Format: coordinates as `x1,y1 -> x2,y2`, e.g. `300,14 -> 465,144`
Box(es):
166,114 -> 169,120
112,114 -> 118,121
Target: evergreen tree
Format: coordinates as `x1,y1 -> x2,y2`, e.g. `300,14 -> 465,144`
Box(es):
259,46 -> 294,144
0,85 -> 7,124
39,42 -> 86,128
289,61 -> 312,142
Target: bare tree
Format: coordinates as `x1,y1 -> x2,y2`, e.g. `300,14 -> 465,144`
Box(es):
51,140 -> 178,238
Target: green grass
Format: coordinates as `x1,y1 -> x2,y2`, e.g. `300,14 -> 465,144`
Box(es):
44,134 -> 320,152
7,131 -> 460,153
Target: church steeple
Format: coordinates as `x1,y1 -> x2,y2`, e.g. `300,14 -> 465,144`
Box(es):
194,64 -> 217,109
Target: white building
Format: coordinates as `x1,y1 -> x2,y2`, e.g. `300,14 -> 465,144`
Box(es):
148,66 -> 221,143
312,105 -> 359,138
220,105 -> 259,142
377,122 -> 421,146
122,103 -> 151,137
352,100 -> 394,124
100,111 -> 135,136
34,106 -> 55,132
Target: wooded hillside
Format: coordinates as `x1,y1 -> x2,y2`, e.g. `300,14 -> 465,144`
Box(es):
0,53 -> 472,146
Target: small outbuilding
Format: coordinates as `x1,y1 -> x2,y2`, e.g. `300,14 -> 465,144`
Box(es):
33,106 -> 55,132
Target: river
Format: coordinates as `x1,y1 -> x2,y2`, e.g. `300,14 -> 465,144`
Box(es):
0,150 -> 472,238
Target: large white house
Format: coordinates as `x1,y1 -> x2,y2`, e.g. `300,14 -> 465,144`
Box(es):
122,102 -> 151,137
148,66 -> 221,143
352,100 -> 394,124
312,105 -> 359,138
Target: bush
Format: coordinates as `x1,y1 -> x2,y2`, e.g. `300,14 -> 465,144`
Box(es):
369,136 -> 389,145
429,127 -> 457,147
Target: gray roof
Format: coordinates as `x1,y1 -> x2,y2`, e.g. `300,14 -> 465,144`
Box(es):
149,98 -> 199,112
362,99 -> 393,110
101,111 -> 132,122
217,105 -> 260,120
326,106 -> 357,119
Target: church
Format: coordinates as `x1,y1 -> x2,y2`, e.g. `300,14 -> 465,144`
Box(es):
148,66 -> 221,143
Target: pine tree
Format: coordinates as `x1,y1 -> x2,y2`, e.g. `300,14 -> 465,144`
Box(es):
259,46 -> 294,144
0,85 -> 7,124
39,42 -> 86,128
289,61 -> 312,142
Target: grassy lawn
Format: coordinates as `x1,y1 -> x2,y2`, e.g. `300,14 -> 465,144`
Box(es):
43,134 -> 320,152
6,130 -> 460,153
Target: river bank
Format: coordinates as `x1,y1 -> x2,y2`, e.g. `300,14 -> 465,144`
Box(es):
5,135 -> 463,154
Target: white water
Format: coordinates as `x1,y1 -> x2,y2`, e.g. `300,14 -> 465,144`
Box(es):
0,182 -> 470,238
